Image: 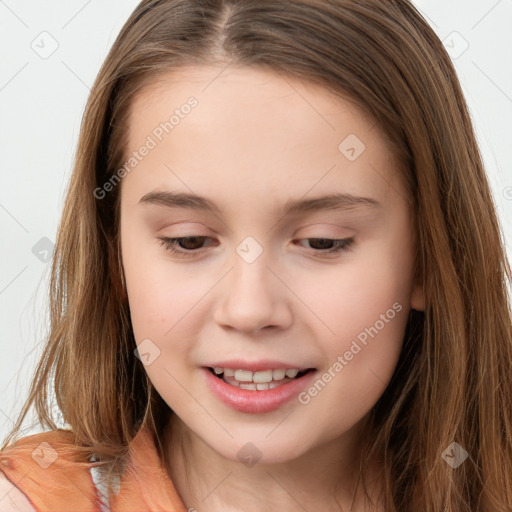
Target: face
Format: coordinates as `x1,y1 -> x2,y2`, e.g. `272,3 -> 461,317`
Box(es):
118,65 -> 424,464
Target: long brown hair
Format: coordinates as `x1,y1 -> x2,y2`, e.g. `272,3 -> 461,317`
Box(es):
2,0 -> 511,509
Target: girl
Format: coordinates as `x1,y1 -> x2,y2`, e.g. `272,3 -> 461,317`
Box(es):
1,0 -> 511,511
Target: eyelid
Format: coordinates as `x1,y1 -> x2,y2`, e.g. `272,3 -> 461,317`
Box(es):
156,221 -> 211,232
296,222 -> 357,235
157,221 -> 355,237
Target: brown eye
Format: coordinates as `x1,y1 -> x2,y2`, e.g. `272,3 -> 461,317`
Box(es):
157,236 -> 214,257
295,238 -> 354,254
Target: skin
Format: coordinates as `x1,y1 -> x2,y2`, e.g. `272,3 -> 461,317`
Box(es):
119,64 -> 424,511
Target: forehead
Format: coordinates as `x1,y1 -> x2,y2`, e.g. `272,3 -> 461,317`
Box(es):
127,65 -> 379,141
120,65 -> 406,211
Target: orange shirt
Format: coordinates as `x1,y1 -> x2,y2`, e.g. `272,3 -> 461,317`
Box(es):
0,425 -> 188,511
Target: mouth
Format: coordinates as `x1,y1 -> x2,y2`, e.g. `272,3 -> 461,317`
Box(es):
206,366 -> 316,391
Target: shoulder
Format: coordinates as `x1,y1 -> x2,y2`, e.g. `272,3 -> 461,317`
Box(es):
0,428 -> 80,470
0,429 -> 99,512
0,471 -> 36,511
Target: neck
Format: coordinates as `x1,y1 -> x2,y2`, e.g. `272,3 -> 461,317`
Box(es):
162,413 -> 384,512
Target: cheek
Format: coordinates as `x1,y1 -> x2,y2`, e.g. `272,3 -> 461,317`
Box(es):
121,224 -> 197,342
296,237 -> 413,401
121,230 -> 208,408
300,238 -> 413,345
296,267 -> 409,433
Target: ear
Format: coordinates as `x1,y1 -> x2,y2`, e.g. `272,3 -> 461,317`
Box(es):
410,237 -> 424,311
410,280 -> 424,311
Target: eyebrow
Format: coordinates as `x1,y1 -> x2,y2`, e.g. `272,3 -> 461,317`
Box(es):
138,190 -> 382,216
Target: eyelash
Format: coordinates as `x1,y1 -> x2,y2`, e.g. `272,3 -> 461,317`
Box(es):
156,236 -> 354,258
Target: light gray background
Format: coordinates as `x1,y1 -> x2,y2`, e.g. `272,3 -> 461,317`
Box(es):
1,0 -> 511,441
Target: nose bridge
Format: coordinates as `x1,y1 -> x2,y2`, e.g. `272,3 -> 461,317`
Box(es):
213,235 -> 292,333
230,234 -> 278,307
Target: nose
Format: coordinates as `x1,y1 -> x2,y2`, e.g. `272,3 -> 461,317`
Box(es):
212,253 -> 293,335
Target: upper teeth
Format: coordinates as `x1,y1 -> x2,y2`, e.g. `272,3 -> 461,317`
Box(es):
213,367 -> 301,382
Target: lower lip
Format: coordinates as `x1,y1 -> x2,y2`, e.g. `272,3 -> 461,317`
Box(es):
202,367 -> 317,413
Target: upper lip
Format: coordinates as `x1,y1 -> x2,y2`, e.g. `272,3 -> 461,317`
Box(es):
204,359 -> 316,372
